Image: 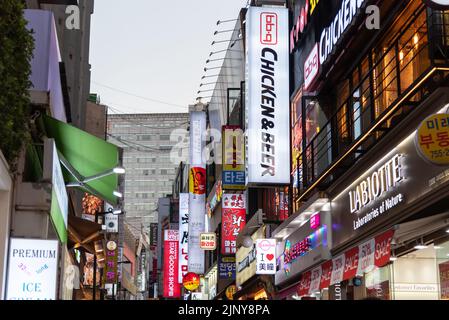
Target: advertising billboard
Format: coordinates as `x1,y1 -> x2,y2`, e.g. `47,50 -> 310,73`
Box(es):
188,111 -> 206,274
245,6 -> 290,185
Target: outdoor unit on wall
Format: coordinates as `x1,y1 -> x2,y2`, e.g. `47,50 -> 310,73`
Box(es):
254,0 -> 286,6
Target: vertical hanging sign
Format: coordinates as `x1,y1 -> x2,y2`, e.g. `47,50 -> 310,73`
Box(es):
178,193 -> 189,283
188,111 -> 206,274
221,193 -> 246,255
245,6 -> 290,185
163,230 -> 180,298
222,126 -> 246,189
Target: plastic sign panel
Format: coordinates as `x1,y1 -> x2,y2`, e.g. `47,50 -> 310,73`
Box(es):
188,111 -> 206,274
416,113 -> 449,165
163,230 -> 180,298
256,239 -> 276,275
178,193 -> 189,283
200,233 -> 217,250
6,238 -> 59,300
221,193 -> 246,255
245,6 -> 290,185
222,126 -> 245,189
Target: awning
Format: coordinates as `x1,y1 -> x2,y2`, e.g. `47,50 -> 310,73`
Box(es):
42,115 -> 120,204
68,215 -> 103,254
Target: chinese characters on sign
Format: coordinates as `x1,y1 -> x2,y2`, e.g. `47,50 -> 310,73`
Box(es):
416,113 -> 449,165
200,233 -> 217,250
221,193 -> 246,255
256,239 -> 276,275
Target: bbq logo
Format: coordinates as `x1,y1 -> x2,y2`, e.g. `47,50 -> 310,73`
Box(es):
260,13 -> 278,45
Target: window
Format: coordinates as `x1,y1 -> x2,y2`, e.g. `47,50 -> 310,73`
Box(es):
137,135 -> 152,141
143,170 -> 149,176
160,135 -> 170,141
161,169 -> 168,175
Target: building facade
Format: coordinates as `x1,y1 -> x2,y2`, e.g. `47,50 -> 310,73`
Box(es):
107,113 -> 189,237
275,0 -> 449,300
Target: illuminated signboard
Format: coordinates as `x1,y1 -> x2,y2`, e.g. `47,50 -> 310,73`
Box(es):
416,113 -> 449,165
282,225 -> 328,275
222,126 -> 245,189
246,6 -> 290,185
319,0 -> 367,66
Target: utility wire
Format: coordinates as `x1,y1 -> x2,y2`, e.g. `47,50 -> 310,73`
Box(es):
92,81 -> 188,110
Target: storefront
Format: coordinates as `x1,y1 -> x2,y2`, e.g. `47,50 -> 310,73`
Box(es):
273,197 -> 332,299
234,219 -> 276,300
291,95 -> 449,300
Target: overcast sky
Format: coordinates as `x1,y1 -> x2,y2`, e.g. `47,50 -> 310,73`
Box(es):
89,0 -> 248,114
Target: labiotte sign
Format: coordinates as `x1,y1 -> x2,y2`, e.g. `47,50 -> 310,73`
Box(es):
332,106 -> 449,248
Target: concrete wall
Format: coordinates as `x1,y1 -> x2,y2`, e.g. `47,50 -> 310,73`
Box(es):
0,151 -> 12,299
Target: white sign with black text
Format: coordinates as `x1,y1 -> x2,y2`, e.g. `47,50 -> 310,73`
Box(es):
246,6 -> 290,185
256,239 -> 276,275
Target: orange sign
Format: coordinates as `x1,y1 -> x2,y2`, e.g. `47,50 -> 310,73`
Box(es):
183,272 -> 200,291
225,285 -> 237,300
189,167 -> 206,195
416,113 -> 449,165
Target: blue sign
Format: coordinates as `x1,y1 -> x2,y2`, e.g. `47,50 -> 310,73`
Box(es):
222,171 -> 245,189
219,256 -> 236,280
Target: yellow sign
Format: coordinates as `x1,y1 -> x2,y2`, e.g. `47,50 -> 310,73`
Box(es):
416,113 -> 449,165
310,0 -> 320,15
222,126 -> 246,190
225,285 -> 237,300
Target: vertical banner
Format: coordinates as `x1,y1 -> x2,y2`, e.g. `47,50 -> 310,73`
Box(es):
245,6 -> 290,185
256,239 -> 276,275
222,126 -> 246,189
221,193 -> 246,255
188,111 -> 206,274
178,193 -> 189,283
163,230 -> 181,298
104,241 -> 119,284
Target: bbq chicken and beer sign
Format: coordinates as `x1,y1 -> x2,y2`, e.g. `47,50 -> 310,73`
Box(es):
246,6 -> 290,186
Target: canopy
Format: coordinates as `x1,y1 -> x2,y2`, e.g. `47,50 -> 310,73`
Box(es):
43,115 -> 120,204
